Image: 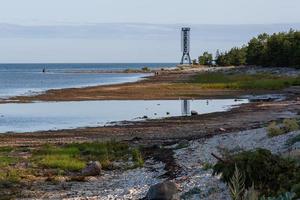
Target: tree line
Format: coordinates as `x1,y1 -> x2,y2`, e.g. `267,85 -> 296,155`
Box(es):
195,29 -> 300,68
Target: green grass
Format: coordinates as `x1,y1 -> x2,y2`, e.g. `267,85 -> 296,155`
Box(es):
0,156 -> 18,168
267,119 -> 300,138
33,141 -> 144,171
267,121 -> 285,137
0,168 -> 22,183
0,147 -> 14,153
38,155 -> 86,171
191,72 -> 300,90
131,148 -> 144,167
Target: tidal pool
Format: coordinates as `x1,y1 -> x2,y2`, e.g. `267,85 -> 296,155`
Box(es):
0,99 -> 248,133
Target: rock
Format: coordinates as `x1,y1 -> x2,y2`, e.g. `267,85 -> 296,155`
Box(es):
219,128 -> 226,132
81,161 -> 101,176
191,110 -> 198,116
84,176 -> 98,182
146,181 -> 179,200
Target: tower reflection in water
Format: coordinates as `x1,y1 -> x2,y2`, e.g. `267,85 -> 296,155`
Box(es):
181,99 -> 191,116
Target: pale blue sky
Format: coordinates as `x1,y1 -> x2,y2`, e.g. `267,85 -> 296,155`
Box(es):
0,0 -> 299,25
0,0 -> 299,62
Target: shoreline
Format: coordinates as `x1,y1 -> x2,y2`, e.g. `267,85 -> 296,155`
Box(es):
0,72 -> 151,102
0,66 -> 280,104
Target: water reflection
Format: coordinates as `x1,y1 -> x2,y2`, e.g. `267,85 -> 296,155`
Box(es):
0,99 -> 248,133
181,99 -> 190,116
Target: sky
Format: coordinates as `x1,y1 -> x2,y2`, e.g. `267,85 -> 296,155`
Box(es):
0,0 -> 299,63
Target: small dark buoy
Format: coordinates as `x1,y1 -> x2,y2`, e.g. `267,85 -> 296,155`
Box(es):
42,68 -> 46,73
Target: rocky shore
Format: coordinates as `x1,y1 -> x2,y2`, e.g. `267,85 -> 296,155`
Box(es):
20,127 -> 300,199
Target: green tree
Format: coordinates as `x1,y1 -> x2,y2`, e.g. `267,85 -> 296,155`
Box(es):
216,47 -> 247,66
246,33 -> 269,66
198,52 -> 213,65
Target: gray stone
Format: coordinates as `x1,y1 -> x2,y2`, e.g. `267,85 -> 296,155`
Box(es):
191,110 -> 198,116
146,181 -> 179,200
81,161 -> 101,176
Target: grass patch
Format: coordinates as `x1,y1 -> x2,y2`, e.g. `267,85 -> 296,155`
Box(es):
191,72 -> 300,90
267,121 -> 285,137
0,168 -> 23,184
0,147 -> 14,153
38,155 -> 86,171
0,156 -> 18,168
33,141 -> 144,171
132,148 -> 144,167
283,119 -> 300,133
267,119 -> 300,137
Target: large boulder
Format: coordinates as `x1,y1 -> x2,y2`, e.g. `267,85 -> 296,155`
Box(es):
146,181 -> 179,200
81,161 -> 101,176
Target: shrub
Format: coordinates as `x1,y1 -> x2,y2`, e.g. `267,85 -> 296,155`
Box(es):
283,119 -> 299,133
141,67 -> 150,72
131,148 -> 144,167
229,164 -> 245,200
267,122 -> 284,137
260,192 -> 295,200
213,149 -> 300,197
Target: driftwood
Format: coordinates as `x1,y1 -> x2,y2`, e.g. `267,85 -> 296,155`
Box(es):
211,153 -> 227,163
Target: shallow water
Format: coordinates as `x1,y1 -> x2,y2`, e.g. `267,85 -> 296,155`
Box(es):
0,99 -> 248,133
0,63 -> 176,98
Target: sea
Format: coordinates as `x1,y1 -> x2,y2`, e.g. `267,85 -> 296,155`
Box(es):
0,63 -> 176,98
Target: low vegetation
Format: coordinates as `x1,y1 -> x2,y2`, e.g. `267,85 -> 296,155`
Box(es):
0,141 -> 144,198
267,118 -> 300,137
213,149 -> 300,198
33,141 -> 144,171
191,72 -> 300,90
141,67 -> 150,72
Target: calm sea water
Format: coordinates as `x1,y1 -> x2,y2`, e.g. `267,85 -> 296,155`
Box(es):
0,63 -> 176,98
0,99 -> 248,133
